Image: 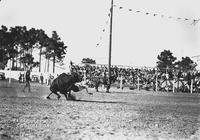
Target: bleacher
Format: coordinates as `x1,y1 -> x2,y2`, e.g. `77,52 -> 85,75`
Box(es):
70,63 -> 200,93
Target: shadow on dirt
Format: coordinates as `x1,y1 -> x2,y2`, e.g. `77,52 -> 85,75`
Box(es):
73,99 -> 126,104
47,97 -> 127,104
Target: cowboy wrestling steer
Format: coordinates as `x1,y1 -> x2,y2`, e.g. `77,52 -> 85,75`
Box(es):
47,72 -> 92,100
47,72 -> 83,100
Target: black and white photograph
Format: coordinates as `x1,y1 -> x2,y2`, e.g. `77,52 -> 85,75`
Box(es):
0,0 -> 200,139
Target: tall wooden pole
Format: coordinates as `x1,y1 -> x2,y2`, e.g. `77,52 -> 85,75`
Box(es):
106,0 -> 114,92
39,47 -> 42,72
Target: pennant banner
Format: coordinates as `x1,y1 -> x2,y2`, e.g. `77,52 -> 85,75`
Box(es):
96,15 -> 110,48
113,5 -> 199,26
96,5 -> 199,47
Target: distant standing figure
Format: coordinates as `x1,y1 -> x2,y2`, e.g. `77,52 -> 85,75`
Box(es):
93,75 -> 101,92
40,73 -> 44,85
18,73 -> 22,83
22,70 -> 31,92
47,74 -> 53,86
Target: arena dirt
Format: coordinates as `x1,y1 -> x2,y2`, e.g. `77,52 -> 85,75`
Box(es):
0,83 -> 200,140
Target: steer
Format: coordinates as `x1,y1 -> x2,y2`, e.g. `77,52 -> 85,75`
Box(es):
46,72 -> 83,100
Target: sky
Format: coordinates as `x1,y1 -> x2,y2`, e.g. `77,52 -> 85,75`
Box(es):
0,0 -> 200,69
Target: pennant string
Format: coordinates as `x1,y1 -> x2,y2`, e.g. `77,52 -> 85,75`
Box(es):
96,13 -> 110,48
97,4 -> 199,48
113,5 -> 199,26
191,19 -> 200,26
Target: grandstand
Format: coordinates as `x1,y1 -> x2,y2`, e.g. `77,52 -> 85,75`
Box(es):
70,62 -> 200,94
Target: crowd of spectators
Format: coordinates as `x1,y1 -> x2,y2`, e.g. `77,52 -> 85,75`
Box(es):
71,63 -> 200,93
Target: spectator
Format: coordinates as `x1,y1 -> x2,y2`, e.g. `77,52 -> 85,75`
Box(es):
22,69 -> 31,92
47,74 -> 53,86
40,73 -> 44,85
18,72 -> 22,83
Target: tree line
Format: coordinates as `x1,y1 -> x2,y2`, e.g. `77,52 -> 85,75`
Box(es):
81,50 -> 197,74
0,25 -> 67,73
156,50 -> 197,73
0,25 -> 197,74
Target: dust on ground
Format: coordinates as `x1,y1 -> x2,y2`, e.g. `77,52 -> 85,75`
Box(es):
0,81 -> 200,140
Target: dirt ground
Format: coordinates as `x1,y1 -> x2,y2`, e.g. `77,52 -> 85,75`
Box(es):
0,81 -> 200,140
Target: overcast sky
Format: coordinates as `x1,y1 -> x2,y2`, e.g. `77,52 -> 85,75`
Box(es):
0,0 -> 200,68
